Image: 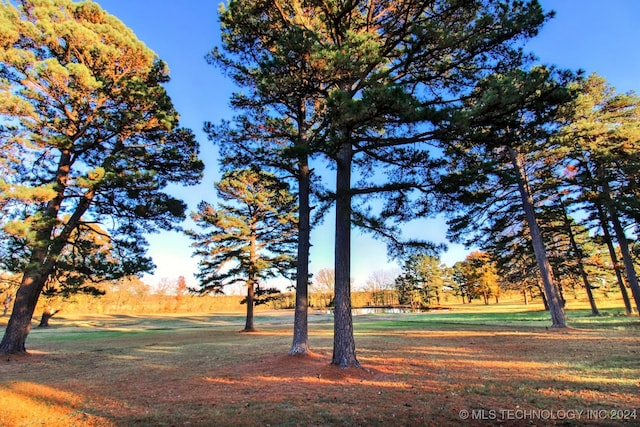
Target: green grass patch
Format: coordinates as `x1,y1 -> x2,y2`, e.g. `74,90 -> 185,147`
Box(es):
352,307 -> 640,331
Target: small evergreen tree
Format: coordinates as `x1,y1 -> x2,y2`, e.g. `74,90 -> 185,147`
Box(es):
188,168 -> 297,331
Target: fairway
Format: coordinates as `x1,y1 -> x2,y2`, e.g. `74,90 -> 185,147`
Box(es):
1,307 -> 639,426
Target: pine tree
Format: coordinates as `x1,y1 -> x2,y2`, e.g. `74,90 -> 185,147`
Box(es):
209,0 -> 332,353
557,74 -> 640,313
209,0 -> 552,367
0,0 -> 203,353
439,66 -> 575,327
397,254 -> 447,307
188,168 -> 297,331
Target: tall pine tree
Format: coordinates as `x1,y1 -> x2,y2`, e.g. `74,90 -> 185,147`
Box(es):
439,67 -> 575,327
209,0 -> 553,367
0,0 -> 203,353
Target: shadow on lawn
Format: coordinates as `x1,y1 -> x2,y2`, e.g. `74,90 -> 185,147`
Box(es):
1,312 -> 639,426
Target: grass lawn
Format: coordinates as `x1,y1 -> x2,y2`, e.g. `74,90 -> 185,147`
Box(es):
1,302 -> 639,426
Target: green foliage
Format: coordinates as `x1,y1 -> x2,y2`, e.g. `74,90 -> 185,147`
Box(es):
240,285 -> 282,306
554,74 -> 640,312
189,168 -> 298,297
437,67 -> 576,279
394,254 -> 449,308
0,0 -> 203,285
0,0 -> 204,353
211,0 -> 558,363
557,74 -> 640,232
212,0 -> 553,257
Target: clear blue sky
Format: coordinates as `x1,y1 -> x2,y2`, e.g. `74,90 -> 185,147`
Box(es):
92,0 -> 640,291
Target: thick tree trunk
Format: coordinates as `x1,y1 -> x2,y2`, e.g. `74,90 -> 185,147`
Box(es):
1,150 -> 90,352
332,143 -> 359,368
508,147 -> 566,327
0,268 -> 49,353
290,154 -> 311,354
243,232 -> 258,332
1,205 -> 60,353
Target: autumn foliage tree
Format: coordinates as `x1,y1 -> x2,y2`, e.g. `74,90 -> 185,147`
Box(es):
456,252 -> 500,304
188,168 -> 297,332
0,0 -> 203,353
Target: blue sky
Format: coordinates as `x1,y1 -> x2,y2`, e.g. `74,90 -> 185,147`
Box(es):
92,0 -> 640,291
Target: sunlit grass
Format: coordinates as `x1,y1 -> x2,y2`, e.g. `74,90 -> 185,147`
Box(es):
1,303 -> 639,426
0,382 -> 113,427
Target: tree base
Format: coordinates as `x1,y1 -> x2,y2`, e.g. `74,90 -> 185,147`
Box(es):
1,349 -> 30,358
331,358 -> 361,369
288,343 -> 309,355
0,343 -> 28,355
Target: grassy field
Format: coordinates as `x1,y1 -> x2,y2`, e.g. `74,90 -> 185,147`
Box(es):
1,299 -> 639,426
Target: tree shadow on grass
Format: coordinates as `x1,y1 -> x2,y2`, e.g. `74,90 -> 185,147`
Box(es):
1,316 -> 639,426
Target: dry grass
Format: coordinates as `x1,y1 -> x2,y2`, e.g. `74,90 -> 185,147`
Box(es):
1,298 -> 639,426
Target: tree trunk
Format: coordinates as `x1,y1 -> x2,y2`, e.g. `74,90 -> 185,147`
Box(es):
243,280 -> 256,332
597,206 -> 633,315
0,268 -> 50,353
600,176 -> 640,313
2,294 -> 13,316
38,306 -> 60,328
290,153 -> 311,354
1,205 -> 61,353
560,198 -> 599,315
607,205 -> 640,313
585,163 -> 633,314
243,235 -> 257,332
1,151 -> 93,352
573,247 -> 599,315
332,142 -> 359,368
508,146 -> 566,327
537,283 -> 549,310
